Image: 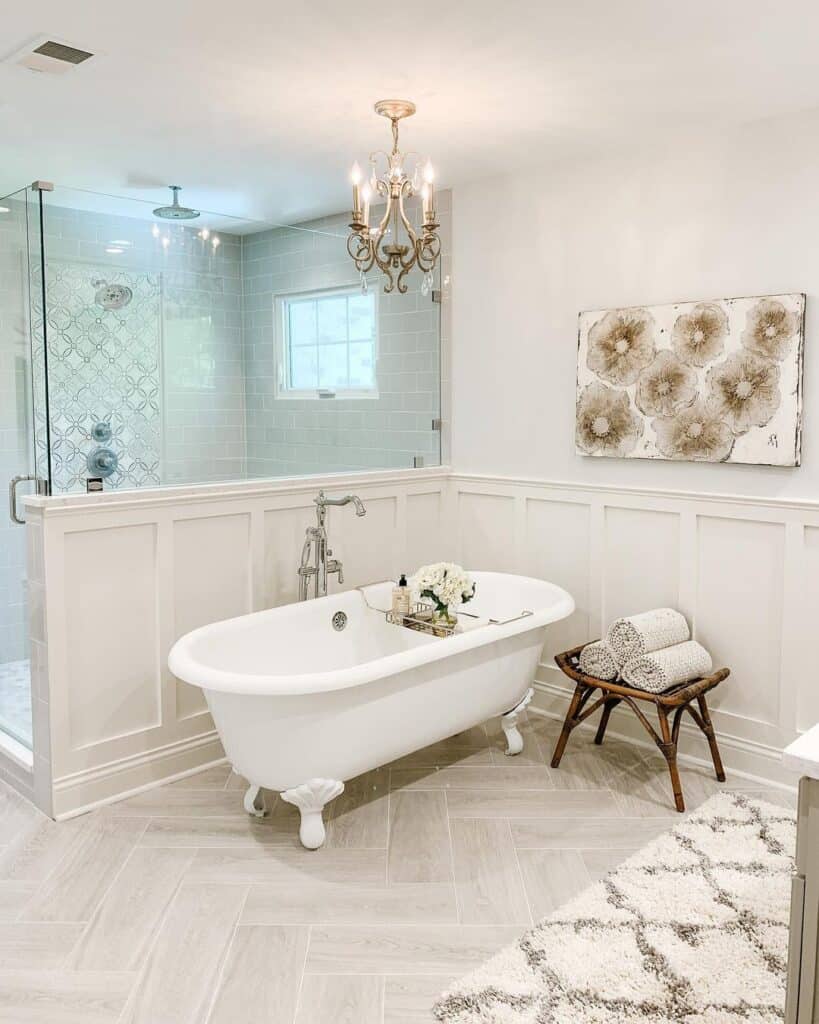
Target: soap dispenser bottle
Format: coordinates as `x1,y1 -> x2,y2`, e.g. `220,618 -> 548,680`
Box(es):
392,574 -> 411,618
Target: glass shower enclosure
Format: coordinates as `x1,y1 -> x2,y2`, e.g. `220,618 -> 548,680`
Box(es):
0,179 -> 444,760
0,183 -> 51,756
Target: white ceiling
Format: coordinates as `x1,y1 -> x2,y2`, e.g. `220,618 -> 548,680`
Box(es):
3,0 -> 819,224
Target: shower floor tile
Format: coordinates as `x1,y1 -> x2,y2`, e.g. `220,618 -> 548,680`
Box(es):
0,661 -> 32,751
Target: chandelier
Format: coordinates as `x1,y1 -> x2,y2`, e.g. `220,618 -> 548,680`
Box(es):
347,99 -> 440,294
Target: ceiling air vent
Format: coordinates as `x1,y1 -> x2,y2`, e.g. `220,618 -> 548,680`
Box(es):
11,37 -> 94,74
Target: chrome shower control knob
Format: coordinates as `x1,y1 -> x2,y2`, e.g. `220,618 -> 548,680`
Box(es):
86,447 -> 118,478
91,421 -> 112,442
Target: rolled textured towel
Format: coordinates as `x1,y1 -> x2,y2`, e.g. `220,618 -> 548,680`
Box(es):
578,640 -> 619,681
606,607 -> 689,663
620,640 -> 712,693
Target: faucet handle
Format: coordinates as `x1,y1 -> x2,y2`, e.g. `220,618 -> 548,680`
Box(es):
327,558 -> 344,585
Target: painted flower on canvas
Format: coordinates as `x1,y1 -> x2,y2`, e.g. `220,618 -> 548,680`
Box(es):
671,302 -> 728,367
576,382 -> 642,457
741,298 -> 799,362
635,351 -> 697,417
586,309 -> 656,386
652,398 -> 734,461
576,292 -> 803,466
707,350 -> 781,435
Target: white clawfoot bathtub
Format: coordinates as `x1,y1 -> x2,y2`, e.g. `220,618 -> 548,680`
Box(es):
169,571 -> 574,849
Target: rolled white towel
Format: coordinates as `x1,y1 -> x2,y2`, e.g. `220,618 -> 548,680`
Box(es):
606,608 -> 689,663
578,640 -> 619,681
620,640 -> 712,693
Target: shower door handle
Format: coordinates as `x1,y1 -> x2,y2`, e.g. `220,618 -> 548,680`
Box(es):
8,474 -> 45,525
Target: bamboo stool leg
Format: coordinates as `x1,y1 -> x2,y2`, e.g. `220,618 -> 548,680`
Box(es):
657,706 -> 685,813
550,682 -> 586,768
696,695 -> 726,782
594,697 -> 621,746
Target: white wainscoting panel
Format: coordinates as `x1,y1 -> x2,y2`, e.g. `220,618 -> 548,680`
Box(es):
522,498 -> 590,665
695,515 -> 785,742
30,469 -> 451,816
602,506 -> 680,626
64,523 -> 161,750
458,491 -> 516,572
22,466 -> 816,816
451,473 -> 819,787
173,513 -> 253,719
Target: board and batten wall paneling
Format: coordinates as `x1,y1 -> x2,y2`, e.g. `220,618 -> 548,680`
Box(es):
694,515 -> 785,743
406,491 -> 447,569
172,514 -> 253,720
330,496 -> 399,588
602,507 -> 680,626
797,526 -> 819,733
522,498 -> 590,663
451,473 -> 816,786
263,504 -> 316,608
29,469 -> 450,817
63,524 -> 161,750
457,491 -> 517,572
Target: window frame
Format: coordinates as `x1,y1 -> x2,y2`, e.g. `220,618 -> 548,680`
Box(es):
273,283 -> 379,400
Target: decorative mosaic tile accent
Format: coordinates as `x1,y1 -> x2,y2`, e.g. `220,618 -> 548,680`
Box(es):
32,261 -> 162,492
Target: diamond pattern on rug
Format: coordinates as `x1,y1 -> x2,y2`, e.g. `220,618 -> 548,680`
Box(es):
433,793 -> 795,1024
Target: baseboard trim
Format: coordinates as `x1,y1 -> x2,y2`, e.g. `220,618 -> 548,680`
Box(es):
52,732 -> 227,819
531,680 -> 796,792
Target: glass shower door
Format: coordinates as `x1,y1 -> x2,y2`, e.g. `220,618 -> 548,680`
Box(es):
0,185 -> 49,753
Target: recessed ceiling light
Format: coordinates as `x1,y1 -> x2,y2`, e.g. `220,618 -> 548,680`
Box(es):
0,206 -> 9,214
105,246 -> 124,254
109,239 -> 131,246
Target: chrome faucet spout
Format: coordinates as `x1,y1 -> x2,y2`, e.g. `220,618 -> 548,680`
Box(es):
298,491 -> 367,600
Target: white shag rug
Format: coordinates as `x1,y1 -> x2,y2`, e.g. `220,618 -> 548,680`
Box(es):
434,792 -> 795,1024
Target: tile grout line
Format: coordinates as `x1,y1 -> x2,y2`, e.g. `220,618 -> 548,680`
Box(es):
113,855 -> 208,1024
441,790 -> 461,922
54,830 -> 148,957
507,818 -> 534,928
291,923 -> 312,1024
202,883 -> 251,1024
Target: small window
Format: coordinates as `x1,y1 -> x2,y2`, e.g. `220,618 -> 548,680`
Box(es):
275,286 -> 378,398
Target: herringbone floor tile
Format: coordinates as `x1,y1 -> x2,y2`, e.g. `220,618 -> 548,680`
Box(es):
0,711 -> 793,1022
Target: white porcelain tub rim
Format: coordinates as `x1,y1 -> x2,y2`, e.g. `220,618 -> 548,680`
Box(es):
169,571 -> 574,697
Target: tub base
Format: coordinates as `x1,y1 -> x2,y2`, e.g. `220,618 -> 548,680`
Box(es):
281,778 -> 345,849
243,784 -> 267,818
501,687 -> 534,756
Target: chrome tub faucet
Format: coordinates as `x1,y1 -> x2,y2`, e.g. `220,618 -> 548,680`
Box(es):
297,490 -> 367,600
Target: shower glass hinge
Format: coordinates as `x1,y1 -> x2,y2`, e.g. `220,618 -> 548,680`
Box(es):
35,478 -> 50,496
413,456 -> 424,468
431,418 -> 442,431
431,289 -> 442,303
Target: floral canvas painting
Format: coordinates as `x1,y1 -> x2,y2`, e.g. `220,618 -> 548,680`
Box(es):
575,293 -> 805,466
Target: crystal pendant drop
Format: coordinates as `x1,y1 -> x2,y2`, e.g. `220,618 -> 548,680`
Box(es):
360,272 -> 368,295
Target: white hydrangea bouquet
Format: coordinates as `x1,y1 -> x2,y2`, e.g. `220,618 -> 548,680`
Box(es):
410,562 -> 476,630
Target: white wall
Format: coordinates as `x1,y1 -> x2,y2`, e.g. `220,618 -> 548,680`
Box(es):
449,108 -> 819,780
451,109 -> 819,500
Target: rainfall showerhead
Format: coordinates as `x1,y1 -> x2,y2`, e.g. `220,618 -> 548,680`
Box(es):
93,279 -> 132,310
152,185 -> 200,220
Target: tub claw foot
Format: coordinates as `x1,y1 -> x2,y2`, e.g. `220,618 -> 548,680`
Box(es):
243,784 -> 267,818
501,687 -> 534,756
281,778 -> 345,850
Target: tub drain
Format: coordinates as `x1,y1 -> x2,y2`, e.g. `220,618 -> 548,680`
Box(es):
331,611 -> 347,631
